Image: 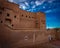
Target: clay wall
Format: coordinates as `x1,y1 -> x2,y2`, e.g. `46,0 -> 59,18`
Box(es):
0,0 -> 57,48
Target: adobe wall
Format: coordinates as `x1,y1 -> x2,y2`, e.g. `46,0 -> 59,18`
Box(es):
55,29 -> 60,40
0,0 -> 56,48
19,10 -> 36,29
0,26 -> 56,48
0,0 -> 19,13
36,12 -> 46,30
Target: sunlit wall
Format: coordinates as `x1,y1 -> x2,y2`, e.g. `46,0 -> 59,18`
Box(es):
8,0 -> 60,29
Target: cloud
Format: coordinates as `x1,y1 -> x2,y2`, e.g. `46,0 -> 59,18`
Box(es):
19,3 -> 27,10
45,10 -> 52,13
47,0 -> 55,3
35,0 -> 45,6
24,2 -> 29,6
19,0 -> 27,2
32,5 -> 36,8
14,0 -> 27,2
30,1 -> 35,5
8,0 -> 14,2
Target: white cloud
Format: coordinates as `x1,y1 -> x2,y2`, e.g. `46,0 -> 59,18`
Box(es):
19,3 -> 27,10
31,1 -> 35,5
45,8 -> 57,13
35,0 -> 45,6
24,2 -> 29,6
43,6 -> 45,9
46,27 -> 54,29
45,10 -> 52,13
19,5 -> 27,10
47,0 -> 55,3
32,5 -> 36,8
8,0 -> 14,2
17,0 -> 27,2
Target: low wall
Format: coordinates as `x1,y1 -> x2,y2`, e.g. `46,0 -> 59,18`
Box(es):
55,29 -> 60,40
0,25 -> 56,48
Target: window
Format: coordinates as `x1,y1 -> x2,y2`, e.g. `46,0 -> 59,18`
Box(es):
36,20 -> 38,24
0,21 -> 3,23
12,24 -> 14,26
42,20 -> 45,24
0,11 -> 2,14
14,16 -> 16,18
26,16 -> 27,17
5,18 -> 11,24
7,13 -> 10,16
29,16 -> 30,18
22,14 -> 23,17
32,17 -> 34,18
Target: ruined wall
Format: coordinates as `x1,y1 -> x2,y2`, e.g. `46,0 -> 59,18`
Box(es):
0,1 -> 43,30
55,29 -> 60,40
19,10 -> 36,29
36,12 -> 46,30
0,0 -> 56,48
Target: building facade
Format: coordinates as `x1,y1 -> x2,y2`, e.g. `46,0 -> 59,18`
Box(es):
0,0 -> 57,48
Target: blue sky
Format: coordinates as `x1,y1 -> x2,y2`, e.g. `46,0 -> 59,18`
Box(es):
8,0 -> 60,29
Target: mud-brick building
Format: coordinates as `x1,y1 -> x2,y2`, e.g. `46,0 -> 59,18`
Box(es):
0,0 -> 58,48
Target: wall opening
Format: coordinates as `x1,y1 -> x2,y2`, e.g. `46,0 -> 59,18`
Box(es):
7,13 -> 10,17
0,21 -> 3,23
14,15 -> 16,18
0,11 -> 2,14
5,18 -> 11,25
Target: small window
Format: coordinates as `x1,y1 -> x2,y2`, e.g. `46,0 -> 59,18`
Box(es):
42,20 -> 45,24
26,16 -> 27,17
32,17 -> 34,18
7,13 -> 10,16
22,14 -> 23,17
36,20 -> 38,24
0,11 -> 2,14
29,16 -> 30,18
14,16 -> 16,18
0,21 -> 3,23
12,24 -> 14,26
0,7 -> 4,10
5,19 -> 11,24
43,22 -> 45,24
36,22 -> 38,24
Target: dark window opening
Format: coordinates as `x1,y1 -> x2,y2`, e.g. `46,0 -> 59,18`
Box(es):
7,13 -> 10,16
42,20 -> 45,24
1,21 -> 3,23
43,22 -> 45,24
5,18 -> 11,24
26,16 -> 27,17
12,24 -> 14,26
14,16 -> 16,18
29,16 -> 30,18
0,11 -> 2,14
22,14 -> 23,17
36,22 -> 38,25
36,20 -> 38,25
32,17 -> 34,18
0,7 -> 4,11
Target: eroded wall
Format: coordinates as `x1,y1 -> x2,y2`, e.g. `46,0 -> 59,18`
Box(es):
0,0 -> 56,48
55,29 -> 60,40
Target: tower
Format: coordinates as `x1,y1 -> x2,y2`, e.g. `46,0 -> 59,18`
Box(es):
36,12 -> 46,30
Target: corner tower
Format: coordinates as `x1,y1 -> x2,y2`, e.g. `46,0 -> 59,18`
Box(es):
36,12 -> 46,30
